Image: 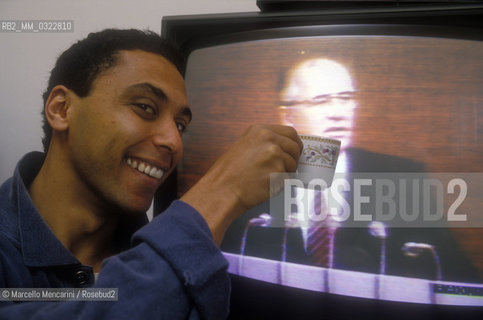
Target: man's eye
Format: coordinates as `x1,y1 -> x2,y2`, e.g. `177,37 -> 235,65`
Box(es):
134,103 -> 155,114
176,122 -> 187,133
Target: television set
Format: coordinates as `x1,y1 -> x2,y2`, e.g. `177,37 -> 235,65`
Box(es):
160,2 -> 483,319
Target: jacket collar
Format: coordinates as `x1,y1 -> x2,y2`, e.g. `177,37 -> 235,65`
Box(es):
14,152 -> 80,267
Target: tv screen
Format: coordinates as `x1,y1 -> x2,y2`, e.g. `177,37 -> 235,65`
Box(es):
162,4 -> 483,319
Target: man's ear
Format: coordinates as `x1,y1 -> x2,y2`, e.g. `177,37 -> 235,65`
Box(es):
44,85 -> 73,132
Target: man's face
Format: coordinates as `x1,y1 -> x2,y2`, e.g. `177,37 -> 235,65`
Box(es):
279,59 -> 356,150
65,50 -> 191,214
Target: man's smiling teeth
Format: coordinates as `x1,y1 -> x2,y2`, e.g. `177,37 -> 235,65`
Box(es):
126,158 -> 164,179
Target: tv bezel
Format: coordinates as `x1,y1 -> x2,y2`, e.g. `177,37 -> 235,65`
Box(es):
161,3 -> 483,57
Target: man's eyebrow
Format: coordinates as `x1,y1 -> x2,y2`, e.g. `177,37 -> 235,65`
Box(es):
128,82 -> 192,122
181,106 -> 192,123
127,82 -> 168,102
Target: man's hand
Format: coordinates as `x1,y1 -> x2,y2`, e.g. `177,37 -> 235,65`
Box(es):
181,125 -> 303,245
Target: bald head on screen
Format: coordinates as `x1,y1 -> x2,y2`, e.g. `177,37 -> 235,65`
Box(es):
278,58 -> 357,152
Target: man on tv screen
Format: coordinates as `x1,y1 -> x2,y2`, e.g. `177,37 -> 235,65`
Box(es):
276,57 -> 469,278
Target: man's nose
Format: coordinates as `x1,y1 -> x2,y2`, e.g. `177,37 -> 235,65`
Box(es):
150,120 -> 183,154
322,103 -> 354,119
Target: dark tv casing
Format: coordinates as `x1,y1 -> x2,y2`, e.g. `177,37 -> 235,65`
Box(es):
159,3 -> 483,319
161,2 -> 483,56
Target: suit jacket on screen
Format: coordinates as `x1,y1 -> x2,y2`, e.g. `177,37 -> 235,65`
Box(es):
221,148 -> 480,282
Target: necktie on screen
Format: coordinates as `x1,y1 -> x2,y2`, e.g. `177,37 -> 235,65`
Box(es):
306,190 -> 330,267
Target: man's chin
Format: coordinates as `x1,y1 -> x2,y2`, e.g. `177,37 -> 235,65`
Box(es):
106,198 -> 153,217
324,133 -> 351,144
123,203 -> 152,216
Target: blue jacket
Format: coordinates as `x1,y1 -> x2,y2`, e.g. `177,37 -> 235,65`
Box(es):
0,152 -> 230,319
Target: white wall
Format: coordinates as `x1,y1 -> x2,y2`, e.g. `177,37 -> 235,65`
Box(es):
0,0 -> 258,183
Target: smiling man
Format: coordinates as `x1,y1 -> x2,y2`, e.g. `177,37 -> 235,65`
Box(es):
0,29 -> 302,319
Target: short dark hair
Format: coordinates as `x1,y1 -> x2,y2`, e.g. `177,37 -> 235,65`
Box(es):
41,28 -> 186,152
